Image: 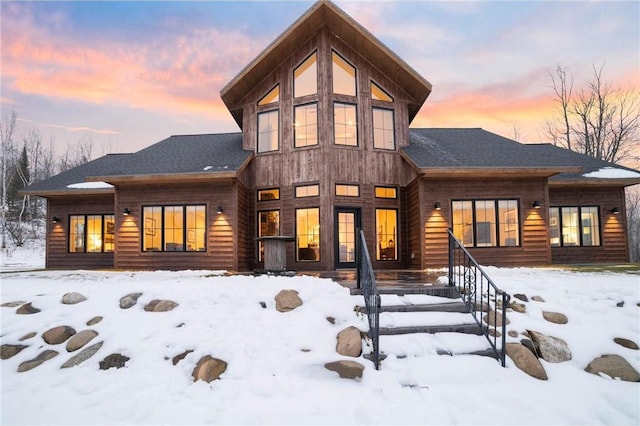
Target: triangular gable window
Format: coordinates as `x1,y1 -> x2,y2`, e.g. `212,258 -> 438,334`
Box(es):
258,85 -> 280,106
371,82 -> 393,102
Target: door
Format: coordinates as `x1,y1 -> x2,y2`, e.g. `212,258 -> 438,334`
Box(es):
334,207 -> 361,269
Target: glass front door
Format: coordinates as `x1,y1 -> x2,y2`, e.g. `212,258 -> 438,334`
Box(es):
334,208 -> 360,269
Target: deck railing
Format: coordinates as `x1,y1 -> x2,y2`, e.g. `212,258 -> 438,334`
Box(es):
356,229 -> 381,370
448,229 -> 510,366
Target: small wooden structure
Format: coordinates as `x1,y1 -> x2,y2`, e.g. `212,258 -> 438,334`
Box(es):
256,236 -> 295,272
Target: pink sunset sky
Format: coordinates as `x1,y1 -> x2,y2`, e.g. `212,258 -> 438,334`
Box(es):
2,0 -> 639,157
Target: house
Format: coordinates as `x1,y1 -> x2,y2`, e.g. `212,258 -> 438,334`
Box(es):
23,0 -> 640,272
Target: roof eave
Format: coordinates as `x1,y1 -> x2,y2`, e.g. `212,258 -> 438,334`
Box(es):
549,177 -> 640,187
416,166 -> 583,178
18,188 -> 115,198
86,171 -> 241,184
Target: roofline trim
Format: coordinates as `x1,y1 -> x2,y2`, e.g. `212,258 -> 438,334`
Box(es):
416,166 -> 583,177
18,188 -> 115,197
86,171 -> 240,184
549,178 -> 640,187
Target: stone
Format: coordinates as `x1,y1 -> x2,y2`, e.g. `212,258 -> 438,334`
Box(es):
42,326 -> 76,345
86,316 -> 103,326
192,355 -> 228,382
16,302 -> 40,315
19,332 -> 37,341
144,299 -> 179,312
325,360 -> 365,379
509,301 -> 526,313
99,353 -> 130,370
613,337 -> 639,350
616,301 -> 624,307
119,292 -> 142,309
520,338 -> 539,357
326,316 -> 336,324
483,311 -> 510,327
172,350 -> 194,366
531,295 -> 545,302
542,311 -> 568,324
61,292 -> 87,305
488,328 -> 501,338
1,344 -> 28,360
513,293 -> 529,302
259,301 -> 267,309
505,343 -> 547,380
508,330 -> 519,338
274,289 -> 303,312
17,350 -> 59,372
1,300 -> 26,307
585,354 -> 640,382
336,326 -> 363,357
61,341 -> 104,369
66,330 -> 99,352
527,330 -> 571,363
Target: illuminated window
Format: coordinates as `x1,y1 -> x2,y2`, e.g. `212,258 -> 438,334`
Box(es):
258,188 -> 280,201
452,201 -> 474,246
373,107 -> 395,150
294,103 -> 318,148
335,184 -> 359,197
549,206 -> 600,247
69,214 -> 114,253
143,205 -> 206,252
295,184 -> 319,198
258,85 -> 280,106
334,103 -> 357,146
332,51 -> 356,96
294,52 -> 317,98
374,186 -> 397,199
258,210 -> 280,262
452,200 -> 520,248
258,110 -> 279,153
376,209 -> 397,261
371,82 -> 393,102
296,207 -> 320,261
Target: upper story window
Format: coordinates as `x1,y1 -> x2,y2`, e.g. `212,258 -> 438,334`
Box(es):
336,184 -> 359,197
257,110 -> 279,153
332,51 -> 356,96
69,214 -> 115,253
258,85 -> 280,106
549,206 -> 600,247
294,52 -> 317,98
334,103 -> 357,146
295,184 -> 319,198
452,199 -> 520,248
258,188 -> 280,201
373,107 -> 395,150
371,82 -> 393,102
375,186 -> 397,199
294,103 -> 318,148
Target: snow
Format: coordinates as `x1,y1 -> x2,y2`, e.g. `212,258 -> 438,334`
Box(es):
66,182 -> 114,189
583,167 -> 640,179
1,246 -> 639,425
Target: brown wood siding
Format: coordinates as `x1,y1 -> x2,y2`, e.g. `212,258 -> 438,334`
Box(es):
549,186 -> 628,264
46,195 -> 115,269
235,182 -> 250,271
406,178 -> 422,269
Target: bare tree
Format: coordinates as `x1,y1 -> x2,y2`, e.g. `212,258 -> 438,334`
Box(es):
1,111 -> 18,248
546,64 -> 574,151
626,186 -> 640,263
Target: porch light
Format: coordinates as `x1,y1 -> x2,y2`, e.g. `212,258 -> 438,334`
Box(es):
434,202 -> 441,210
611,207 -> 620,215
532,200 -> 541,209
52,216 -> 60,223
217,206 -> 224,215
123,208 -> 131,216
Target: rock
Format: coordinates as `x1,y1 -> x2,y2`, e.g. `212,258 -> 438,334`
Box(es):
119,292 -> 142,309
531,295 -> 545,302
192,355 -> 228,382
19,332 -> 37,341
542,311 -> 568,324
520,338 -> 539,357
61,292 -> 87,304
259,301 -> 267,309
66,330 -> 99,352
17,350 -> 59,372
505,343 -> 547,380
325,360 -> 365,379
144,299 -> 179,312
585,354 -> 640,382
99,353 -> 130,370
42,326 -> 76,345
1,300 -> 26,307
326,316 -> 336,324
86,316 -> 103,326
616,301 -> 624,307
275,289 -> 303,312
508,330 -> 519,338
336,326 -> 362,357
16,302 -> 40,315
488,328 -> 501,338
474,301 -> 491,312
1,344 -> 28,360
509,302 -> 526,313
513,293 -> 529,302
527,330 -> 571,363
613,337 -> 639,350
172,350 -> 194,366
483,311 -> 510,327
61,341 -> 104,368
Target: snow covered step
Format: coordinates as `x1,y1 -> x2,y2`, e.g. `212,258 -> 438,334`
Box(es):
378,311 -> 483,335
379,302 -> 468,313
379,332 -> 493,358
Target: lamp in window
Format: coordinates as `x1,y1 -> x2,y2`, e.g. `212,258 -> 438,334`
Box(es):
52,216 -> 60,224
123,208 -> 131,216
217,205 -> 224,215
532,200 -> 541,209
434,202 -> 442,211
611,207 -> 620,215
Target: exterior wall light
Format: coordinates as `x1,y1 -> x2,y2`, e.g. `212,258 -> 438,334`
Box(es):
611,207 -> 620,215
434,202 -> 442,210
52,216 -> 60,223
123,208 -> 131,216
532,200 -> 541,209
217,206 -> 224,215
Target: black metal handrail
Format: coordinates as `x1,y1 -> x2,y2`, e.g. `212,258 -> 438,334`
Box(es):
447,229 -> 510,366
356,229 -> 381,370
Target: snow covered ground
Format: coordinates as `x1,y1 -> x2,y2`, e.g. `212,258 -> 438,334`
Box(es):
1,245 -> 639,425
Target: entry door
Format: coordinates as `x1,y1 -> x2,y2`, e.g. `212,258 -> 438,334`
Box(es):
334,208 -> 361,269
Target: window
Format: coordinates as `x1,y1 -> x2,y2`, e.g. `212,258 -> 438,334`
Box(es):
452,200 -> 520,248
258,85 -> 279,106
294,103 -> 318,148
258,210 -> 280,262
371,82 -> 393,102
296,208 -> 320,261
376,209 -> 397,261
295,184 -> 319,198
549,206 -> 600,247
143,205 -> 206,252
69,214 -> 115,253
336,184 -> 359,197
374,186 -> 397,199
334,103 -> 357,146
258,188 -> 280,201
332,51 -> 356,96
373,107 -> 395,150
294,52 -> 317,98
258,110 -> 279,153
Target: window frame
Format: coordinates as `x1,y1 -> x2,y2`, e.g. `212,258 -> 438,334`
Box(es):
295,184 -> 320,198
375,208 -> 398,261
371,81 -> 393,102
142,205 -> 207,253
332,50 -> 357,97
295,207 -> 320,262
549,206 -> 601,247
257,209 -> 281,262
68,214 -> 115,253
294,102 -> 319,148
372,107 -> 396,150
451,199 -> 521,248
333,102 -> 358,147
374,186 -> 397,199
335,184 -> 360,197
257,188 -> 280,201
257,109 -> 280,154
294,51 -> 318,99
258,84 -> 280,106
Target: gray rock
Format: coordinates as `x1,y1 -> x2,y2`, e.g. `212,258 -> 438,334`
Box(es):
531,295 -> 545,302
483,311 -> 510,327
259,301 -> 267,309
508,330 -> 519,338
614,337 -> 639,350
19,332 -> 37,341
99,353 -> 130,370
520,338 -> 539,357
66,330 -> 99,352
336,326 -> 362,357
616,301 -> 624,307
16,302 -> 40,315
119,292 -> 142,309
513,293 -> 529,302
42,326 -> 76,345
326,316 -> 336,324
86,316 -> 103,326
1,300 -> 27,307
61,292 -> 87,305
325,360 -> 365,379
61,341 -> 104,369
274,289 -> 303,312
505,343 -> 547,380
192,355 -> 228,382
144,299 -> 179,312
172,350 -> 194,366
527,330 -> 571,363
1,344 -> 28,360
542,311 -> 568,324
18,350 -> 59,372
585,354 -> 640,382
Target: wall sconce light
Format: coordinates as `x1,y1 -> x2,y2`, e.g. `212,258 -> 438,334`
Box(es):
217,206 -> 224,215
532,200 -> 541,209
123,208 -> 131,216
434,202 -> 442,211
611,207 -> 620,215
52,216 -> 60,223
